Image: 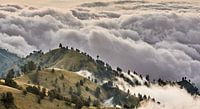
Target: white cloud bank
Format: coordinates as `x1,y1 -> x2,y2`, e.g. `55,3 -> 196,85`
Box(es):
0,1 -> 200,89
136,85 -> 200,109
114,76 -> 200,109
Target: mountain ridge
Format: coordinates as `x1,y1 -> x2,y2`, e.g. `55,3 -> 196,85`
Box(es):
0,45 -> 199,109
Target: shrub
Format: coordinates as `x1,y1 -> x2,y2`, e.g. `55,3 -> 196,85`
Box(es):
1,92 -> 14,104
5,78 -> 20,89
1,92 -> 15,109
93,100 -> 100,107
22,90 -> 27,95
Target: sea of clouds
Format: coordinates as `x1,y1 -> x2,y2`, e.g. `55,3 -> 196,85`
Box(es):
0,0 -> 200,89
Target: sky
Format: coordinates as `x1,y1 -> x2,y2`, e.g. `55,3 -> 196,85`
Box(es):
0,0 -> 200,88
0,0 -> 114,9
0,0 -> 199,6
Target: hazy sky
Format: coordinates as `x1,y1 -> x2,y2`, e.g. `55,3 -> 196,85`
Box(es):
0,0 -> 113,8
0,0 -> 199,9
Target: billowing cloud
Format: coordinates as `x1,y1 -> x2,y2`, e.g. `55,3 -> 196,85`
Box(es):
136,85 -> 200,109
114,76 -> 200,109
0,1 -> 200,90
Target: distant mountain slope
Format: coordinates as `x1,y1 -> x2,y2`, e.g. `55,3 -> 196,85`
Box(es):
0,48 -> 20,75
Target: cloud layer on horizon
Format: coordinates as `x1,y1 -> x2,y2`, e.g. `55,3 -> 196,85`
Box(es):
0,1 -> 200,89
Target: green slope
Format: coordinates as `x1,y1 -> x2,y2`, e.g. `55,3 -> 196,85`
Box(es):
12,68 -> 140,108
15,69 -> 105,101
22,47 -> 115,80
0,85 -> 74,109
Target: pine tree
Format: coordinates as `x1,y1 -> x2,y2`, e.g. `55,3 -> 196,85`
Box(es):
80,80 -> 84,86
69,87 -> 73,94
1,92 -> 14,104
95,87 -> 101,98
85,96 -> 91,107
59,43 -> 63,48
51,68 -> 55,73
146,75 -> 150,81
93,100 -> 100,107
6,69 -> 15,79
60,74 -> 64,80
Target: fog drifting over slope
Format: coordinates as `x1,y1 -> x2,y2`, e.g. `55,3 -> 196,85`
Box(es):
1,0 -> 200,89
115,77 -> 200,109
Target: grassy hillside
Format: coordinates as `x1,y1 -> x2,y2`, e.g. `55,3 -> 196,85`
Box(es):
0,85 -> 74,109
0,68 -> 121,109
22,47 -> 115,80
0,67 -> 135,109
0,46 -> 146,108
2,46 -> 197,109
0,45 -> 199,109
15,69 -> 106,101
23,48 -> 96,72
12,67 -> 139,108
